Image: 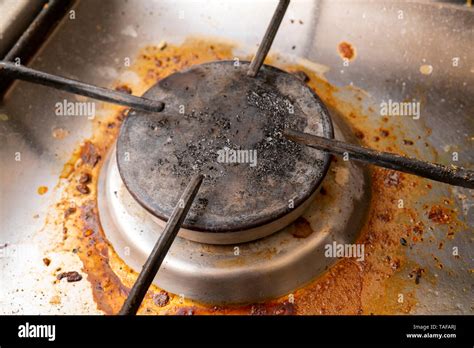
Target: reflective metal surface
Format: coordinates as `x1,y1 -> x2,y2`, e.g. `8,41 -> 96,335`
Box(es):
1,0 -> 472,313
0,0 -> 45,57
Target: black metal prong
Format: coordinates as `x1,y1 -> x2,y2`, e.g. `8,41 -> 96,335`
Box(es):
284,128 -> 474,189
119,174 -> 204,315
247,0 -> 290,77
0,61 -> 164,113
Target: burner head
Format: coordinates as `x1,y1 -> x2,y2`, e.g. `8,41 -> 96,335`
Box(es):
117,61 -> 333,244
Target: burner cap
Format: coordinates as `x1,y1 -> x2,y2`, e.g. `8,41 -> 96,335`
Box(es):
117,61 -> 333,243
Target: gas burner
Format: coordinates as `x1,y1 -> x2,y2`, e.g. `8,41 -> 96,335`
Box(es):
99,130 -> 368,305
99,59 -> 363,304
116,60 -> 333,244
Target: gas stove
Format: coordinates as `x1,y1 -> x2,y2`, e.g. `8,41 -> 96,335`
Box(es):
0,0 -> 473,318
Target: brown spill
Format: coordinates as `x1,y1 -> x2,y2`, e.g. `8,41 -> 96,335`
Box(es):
427,205 -> 453,225
290,217 -> 314,238
37,186 -> 48,195
46,38 -> 466,315
338,41 -> 356,61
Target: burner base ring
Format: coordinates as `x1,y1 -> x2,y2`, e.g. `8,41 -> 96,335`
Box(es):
99,126 -> 370,304
116,61 -> 333,244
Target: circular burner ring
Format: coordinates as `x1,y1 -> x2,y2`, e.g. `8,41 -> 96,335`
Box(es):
117,61 -> 333,244
99,128 -> 370,304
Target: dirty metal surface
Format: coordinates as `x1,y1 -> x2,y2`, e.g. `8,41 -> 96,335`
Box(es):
1,0 -> 472,315
100,133 -> 368,304
117,60 -> 333,237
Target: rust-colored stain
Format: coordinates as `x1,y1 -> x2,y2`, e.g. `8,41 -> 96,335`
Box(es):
37,186 -> 48,195
44,38 -> 465,315
338,41 -> 356,61
427,205 -> 453,224
290,217 -> 314,238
